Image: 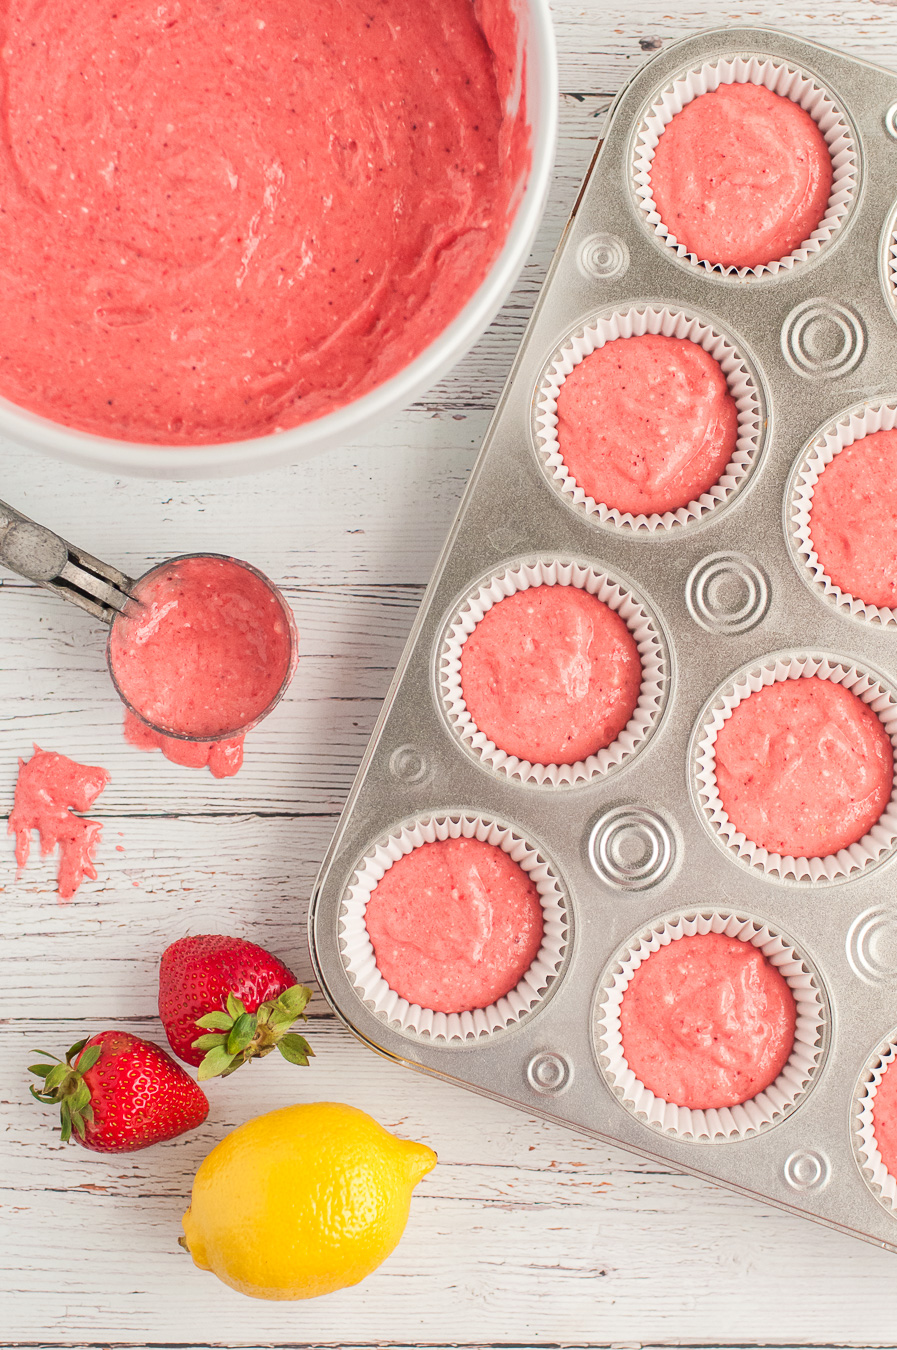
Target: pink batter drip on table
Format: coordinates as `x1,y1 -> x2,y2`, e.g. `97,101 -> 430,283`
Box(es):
714,677 -> 894,859
650,82 -> 833,270
365,836 -> 544,1015
873,1057 -> 897,1180
555,334 -> 738,517
123,711 -> 243,779
9,747 -> 110,901
620,932 -> 797,1111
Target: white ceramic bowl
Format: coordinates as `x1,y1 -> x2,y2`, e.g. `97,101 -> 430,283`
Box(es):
0,0 -> 557,479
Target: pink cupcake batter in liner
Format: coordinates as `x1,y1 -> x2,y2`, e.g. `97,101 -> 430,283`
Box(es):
534,306 -> 764,533
633,56 -> 857,279
856,1039 -> 897,1215
339,814 -> 568,1041
439,558 -> 668,786
789,401 -> 897,626
597,911 -> 827,1141
694,653 -> 897,884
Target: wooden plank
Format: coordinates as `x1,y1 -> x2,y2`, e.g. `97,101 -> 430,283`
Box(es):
4,1020 -> 897,1345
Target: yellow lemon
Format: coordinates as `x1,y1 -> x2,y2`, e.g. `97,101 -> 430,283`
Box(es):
180,1101 -> 436,1300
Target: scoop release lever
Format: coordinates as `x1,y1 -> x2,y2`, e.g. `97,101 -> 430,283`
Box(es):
0,499 -> 135,624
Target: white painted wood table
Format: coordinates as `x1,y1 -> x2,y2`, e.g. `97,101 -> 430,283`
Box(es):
4,2 -> 897,1345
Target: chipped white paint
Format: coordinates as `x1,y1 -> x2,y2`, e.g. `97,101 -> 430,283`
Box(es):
3,2 -> 897,1345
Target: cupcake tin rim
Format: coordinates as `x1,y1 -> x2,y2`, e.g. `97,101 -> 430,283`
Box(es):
310,25 -> 897,1257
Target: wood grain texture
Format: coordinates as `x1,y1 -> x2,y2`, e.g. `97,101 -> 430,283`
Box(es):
3,2 -> 897,1346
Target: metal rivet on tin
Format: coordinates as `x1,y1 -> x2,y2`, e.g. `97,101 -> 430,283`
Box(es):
784,1150 -> 831,1192
388,744 -> 430,784
588,806 -> 675,890
527,1050 -> 573,1096
847,907 -> 897,986
578,232 -> 630,281
886,102 -> 897,138
781,299 -> 865,380
686,553 -> 770,635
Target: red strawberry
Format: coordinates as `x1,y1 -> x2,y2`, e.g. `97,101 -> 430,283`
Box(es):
158,934 -> 314,1081
28,1030 -> 209,1152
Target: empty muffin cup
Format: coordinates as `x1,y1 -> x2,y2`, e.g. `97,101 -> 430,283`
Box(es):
339,812 -> 569,1041
533,305 -> 765,533
633,55 -> 857,278
439,557 -> 668,786
693,651 -> 897,883
855,1035 -> 897,1217
788,400 -> 897,626
595,910 -> 827,1141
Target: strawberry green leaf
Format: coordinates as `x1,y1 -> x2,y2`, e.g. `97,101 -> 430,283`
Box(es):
72,1111 -> 86,1141
28,1064 -> 52,1077
69,1082 -> 91,1114
66,1038 -> 88,1063
81,1103 -> 94,1123
44,1064 -> 70,1092
59,1101 -> 72,1144
29,1084 -> 49,1102
278,1033 -> 313,1066
225,992 -> 246,1020
192,1032 -> 226,1053
197,1045 -> 238,1081
31,1048 -> 61,1061
75,1045 -> 102,1074
226,1012 -> 258,1055
274,984 -> 312,1019
196,1010 -> 232,1032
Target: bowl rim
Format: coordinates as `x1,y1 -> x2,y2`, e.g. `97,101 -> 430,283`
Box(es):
0,0 -> 558,478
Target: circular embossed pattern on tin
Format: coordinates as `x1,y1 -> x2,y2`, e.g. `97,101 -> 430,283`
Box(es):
439,557 -> 669,787
854,1035 -> 897,1218
787,400 -> 897,627
534,304 -> 765,535
692,652 -> 897,884
633,55 -> 857,279
595,910 -> 828,1141
339,813 -> 569,1043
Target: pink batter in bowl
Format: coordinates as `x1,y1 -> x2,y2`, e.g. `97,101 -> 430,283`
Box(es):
0,0 -> 557,477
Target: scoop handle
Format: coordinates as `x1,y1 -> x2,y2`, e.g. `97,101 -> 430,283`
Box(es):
0,499 -> 135,624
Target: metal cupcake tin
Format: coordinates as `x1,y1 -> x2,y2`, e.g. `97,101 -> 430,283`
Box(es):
309,26 -> 897,1252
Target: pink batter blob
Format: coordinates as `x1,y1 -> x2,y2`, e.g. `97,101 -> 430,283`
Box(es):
123,711 -> 243,779
460,585 -> 642,764
555,334 -> 738,516
9,747 -> 110,901
714,677 -> 894,859
108,556 -> 295,740
364,836 -> 544,1014
650,82 -> 833,270
809,430 -> 897,609
620,932 -> 797,1111
873,1057 -> 897,1180
0,0 -> 527,445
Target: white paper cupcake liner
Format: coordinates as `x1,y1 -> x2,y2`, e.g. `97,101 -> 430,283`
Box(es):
788,400 -> 897,626
633,55 -> 858,278
339,813 -> 569,1042
533,305 -> 764,533
855,1036 -> 897,1216
596,910 -> 827,1141
438,558 -> 668,786
693,652 -> 897,883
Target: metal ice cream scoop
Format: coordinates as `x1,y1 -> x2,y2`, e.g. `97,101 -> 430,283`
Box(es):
0,498 -> 134,624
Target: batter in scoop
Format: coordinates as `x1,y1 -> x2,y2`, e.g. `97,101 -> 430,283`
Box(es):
0,0 -> 525,444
